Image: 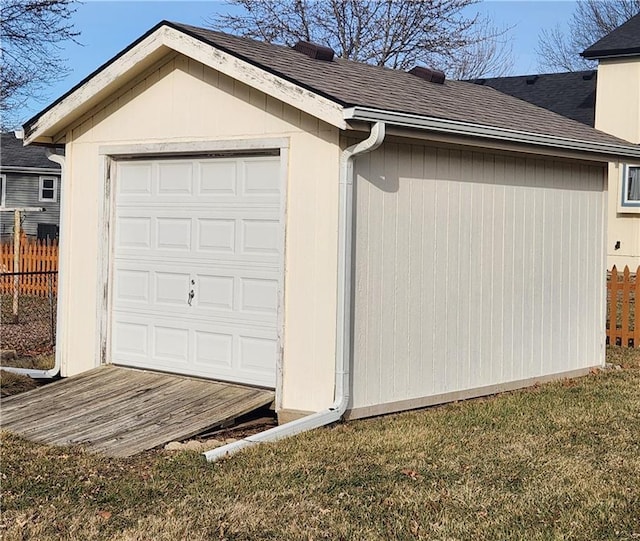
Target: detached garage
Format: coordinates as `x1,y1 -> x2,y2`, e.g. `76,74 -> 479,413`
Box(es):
21,21 -> 640,452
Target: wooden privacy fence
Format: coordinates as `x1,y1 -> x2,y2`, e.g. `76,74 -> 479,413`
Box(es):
0,236 -> 58,297
607,265 -> 640,347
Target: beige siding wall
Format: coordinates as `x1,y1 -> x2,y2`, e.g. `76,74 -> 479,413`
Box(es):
595,59 -> 640,269
60,53 -> 340,413
607,161 -> 640,269
352,141 -> 606,413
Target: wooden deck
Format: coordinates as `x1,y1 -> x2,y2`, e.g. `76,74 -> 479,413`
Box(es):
0,366 -> 274,457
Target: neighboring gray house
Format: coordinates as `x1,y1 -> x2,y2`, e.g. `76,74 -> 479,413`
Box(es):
0,132 -> 62,240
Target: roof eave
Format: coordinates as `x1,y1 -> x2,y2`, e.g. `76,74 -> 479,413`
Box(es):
23,22 -> 346,145
344,106 -> 640,162
581,46 -> 640,60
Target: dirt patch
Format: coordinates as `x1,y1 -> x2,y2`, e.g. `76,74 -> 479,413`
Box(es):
0,370 -> 40,397
0,295 -> 56,356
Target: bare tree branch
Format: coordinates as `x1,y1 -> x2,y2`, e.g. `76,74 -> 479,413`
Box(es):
537,0 -> 640,72
207,0 -> 513,78
0,0 -> 80,130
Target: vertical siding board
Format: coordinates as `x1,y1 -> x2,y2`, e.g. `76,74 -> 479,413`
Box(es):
467,152 -> 483,381
457,151 -> 473,390
480,154 -> 495,386
541,162 -> 555,376
407,145 -> 425,397
580,167 -> 593,360
501,157 -> 517,383
369,146 -> 388,405
491,155 -> 506,385
559,165 -> 572,372
572,164 -> 583,367
445,150 -> 461,391
530,159 -> 546,376
378,143 -> 399,402
353,152 -> 371,408
467,153 -> 484,386
512,157 -> 528,381
432,149 -> 450,394
589,168 -> 603,362
394,144 -> 412,397
422,146 -> 438,397
594,169 -> 606,360
552,163 -> 565,368
586,167 -> 598,358
364,151 -> 382,407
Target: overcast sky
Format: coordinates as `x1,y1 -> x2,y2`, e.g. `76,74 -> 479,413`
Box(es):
16,0 -> 579,126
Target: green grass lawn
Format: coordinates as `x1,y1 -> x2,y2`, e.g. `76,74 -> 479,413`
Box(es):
2,349 -> 639,540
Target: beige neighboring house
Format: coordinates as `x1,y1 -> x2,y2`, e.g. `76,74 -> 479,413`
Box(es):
476,13 -> 640,269
584,14 -> 640,269
20,22 -> 640,428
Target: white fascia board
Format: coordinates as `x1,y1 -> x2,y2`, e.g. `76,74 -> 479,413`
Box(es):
164,26 -> 345,130
344,106 -> 640,161
25,25 -> 345,144
24,28 -> 172,145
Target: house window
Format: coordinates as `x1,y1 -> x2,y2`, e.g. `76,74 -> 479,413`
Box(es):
39,176 -> 58,202
0,174 -> 5,207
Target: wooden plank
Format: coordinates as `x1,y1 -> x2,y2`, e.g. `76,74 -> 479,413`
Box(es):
3,372 -> 180,433
1,366 -> 274,457
31,378 -> 236,443
622,266 -> 631,347
610,266 -> 619,345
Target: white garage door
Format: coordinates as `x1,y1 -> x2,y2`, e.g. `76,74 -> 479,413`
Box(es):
111,155 -> 283,387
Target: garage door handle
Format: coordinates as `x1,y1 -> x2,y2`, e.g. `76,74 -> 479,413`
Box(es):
188,289 -> 195,306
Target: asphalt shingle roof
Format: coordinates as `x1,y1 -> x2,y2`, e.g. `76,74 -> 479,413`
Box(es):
582,13 -> 640,59
0,133 -> 61,170
471,71 -> 597,127
170,22 -> 635,149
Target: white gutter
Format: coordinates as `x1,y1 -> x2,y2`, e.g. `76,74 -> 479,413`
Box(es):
204,121 -> 386,462
344,106 -> 640,160
1,146 -> 66,380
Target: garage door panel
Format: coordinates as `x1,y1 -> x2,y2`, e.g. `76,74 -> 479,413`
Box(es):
113,305 -> 278,329
156,218 -> 192,251
241,219 -> 281,255
196,274 -> 234,310
112,156 -> 282,387
112,320 -> 149,359
112,312 -> 277,386
155,271 -> 191,306
197,219 -> 236,253
116,217 -> 151,249
199,161 -> 237,195
238,335 -> 277,375
239,277 -> 278,314
194,330 -> 234,369
153,326 -> 190,363
117,162 -> 152,195
158,161 -> 194,195
118,158 -> 280,204
115,212 -> 280,260
114,269 -> 150,304
242,159 -> 281,196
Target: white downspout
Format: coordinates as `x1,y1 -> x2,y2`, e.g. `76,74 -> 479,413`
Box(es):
204,121 -> 386,461
2,145 -> 66,379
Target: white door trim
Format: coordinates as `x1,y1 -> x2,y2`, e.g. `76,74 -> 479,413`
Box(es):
96,138 -> 289,396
